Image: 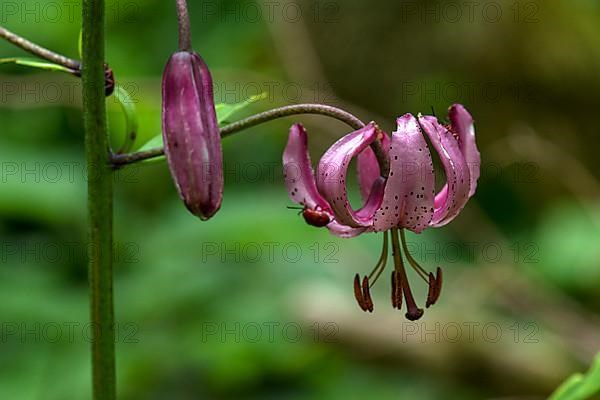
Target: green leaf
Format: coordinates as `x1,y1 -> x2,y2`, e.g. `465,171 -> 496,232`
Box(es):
549,374 -> 585,400
571,354 -> 600,399
0,57 -> 72,73
136,93 -> 267,163
549,354 -> 600,400
215,92 -> 267,124
113,85 -> 139,154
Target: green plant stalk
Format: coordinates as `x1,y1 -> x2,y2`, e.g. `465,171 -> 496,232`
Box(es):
0,25 -> 81,70
82,0 -> 116,399
176,0 -> 192,51
110,104 -> 391,176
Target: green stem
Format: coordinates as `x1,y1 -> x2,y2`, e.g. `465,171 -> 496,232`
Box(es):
110,104 -> 391,176
175,0 -> 192,51
82,0 -> 116,399
0,25 -> 80,70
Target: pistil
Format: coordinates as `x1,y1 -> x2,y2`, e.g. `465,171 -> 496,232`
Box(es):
390,228 -> 424,321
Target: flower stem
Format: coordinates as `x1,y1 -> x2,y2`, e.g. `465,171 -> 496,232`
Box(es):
0,25 -> 80,71
175,0 -> 192,51
111,103 -> 390,175
82,0 -> 116,398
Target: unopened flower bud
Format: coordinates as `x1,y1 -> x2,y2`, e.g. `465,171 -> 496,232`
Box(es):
162,51 -> 223,220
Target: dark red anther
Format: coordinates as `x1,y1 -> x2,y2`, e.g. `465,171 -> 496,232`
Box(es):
434,267 -> 443,303
362,276 -> 374,312
302,207 -> 331,228
425,267 -> 443,308
354,274 -> 375,312
353,274 -> 367,312
426,272 -> 436,308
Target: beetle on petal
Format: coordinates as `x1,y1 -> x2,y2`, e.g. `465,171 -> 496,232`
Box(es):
282,105 -> 480,320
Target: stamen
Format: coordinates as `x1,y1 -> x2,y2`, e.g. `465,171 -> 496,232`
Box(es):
400,229 -> 428,283
362,276 -> 374,312
434,267 -> 444,305
353,232 -> 391,313
368,231 -> 389,287
390,229 -> 424,321
425,267 -> 444,308
426,267 -> 443,308
426,272 -> 436,308
353,273 -> 368,312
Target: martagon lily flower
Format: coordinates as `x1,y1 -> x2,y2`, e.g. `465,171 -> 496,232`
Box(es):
283,104 -> 480,320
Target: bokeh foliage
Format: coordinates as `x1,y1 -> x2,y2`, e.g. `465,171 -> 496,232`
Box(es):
1,0 -> 599,399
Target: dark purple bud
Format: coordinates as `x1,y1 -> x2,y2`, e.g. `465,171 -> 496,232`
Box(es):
162,51 -> 223,220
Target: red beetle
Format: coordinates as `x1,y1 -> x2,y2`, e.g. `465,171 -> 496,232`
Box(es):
301,207 -> 331,228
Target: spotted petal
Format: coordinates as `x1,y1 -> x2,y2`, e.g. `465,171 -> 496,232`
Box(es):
316,123 -> 384,228
357,132 -> 390,201
418,115 -> 471,227
373,114 -> 435,233
283,124 -> 331,212
448,104 -> 480,197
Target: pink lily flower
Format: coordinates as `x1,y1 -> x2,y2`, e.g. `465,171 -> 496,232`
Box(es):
283,104 -> 480,320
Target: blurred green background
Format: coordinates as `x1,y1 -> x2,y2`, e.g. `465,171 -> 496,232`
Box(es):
1,0 -> 600,399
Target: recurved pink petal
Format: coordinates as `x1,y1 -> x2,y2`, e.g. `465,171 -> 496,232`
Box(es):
326,221 -> 367,238
283,124 -> 331,212
357,132 -> 390,201
316,123 -> 384,228
448,104 -> 480,197
418,115 -> 471,227
373,114 -> 435,233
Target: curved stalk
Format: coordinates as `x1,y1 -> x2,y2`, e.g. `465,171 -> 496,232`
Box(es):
82,0 -> 116,398
111,103 -> 390,176
0,25 -> 80,70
